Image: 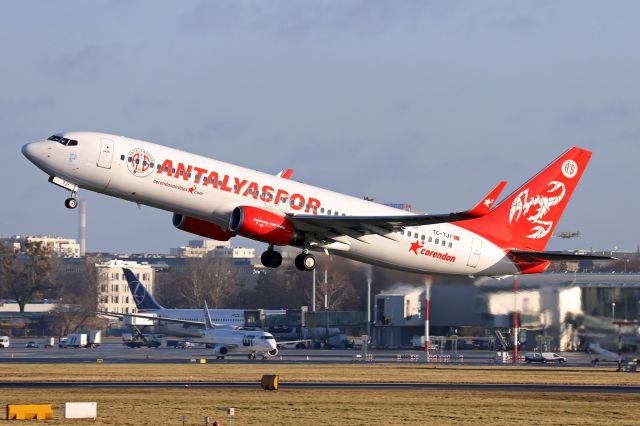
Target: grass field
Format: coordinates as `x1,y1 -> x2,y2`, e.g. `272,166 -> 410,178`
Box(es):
2,363 -> 640,385
2,364 -> 639,424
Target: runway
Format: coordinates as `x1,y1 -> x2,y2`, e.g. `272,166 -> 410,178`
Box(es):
0,381 -> 638,393
0,344 -> 595,366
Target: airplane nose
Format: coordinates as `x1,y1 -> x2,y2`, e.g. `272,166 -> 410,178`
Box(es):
21,143 -> 35,161
22,141 -> 49,165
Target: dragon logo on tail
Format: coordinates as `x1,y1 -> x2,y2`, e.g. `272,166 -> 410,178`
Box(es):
509,181 -> 566,239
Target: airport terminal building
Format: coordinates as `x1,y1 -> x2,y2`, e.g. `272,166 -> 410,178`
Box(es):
374,273 -> 640,351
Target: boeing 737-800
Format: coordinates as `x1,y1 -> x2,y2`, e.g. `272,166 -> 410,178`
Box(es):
22,132 -> 608,276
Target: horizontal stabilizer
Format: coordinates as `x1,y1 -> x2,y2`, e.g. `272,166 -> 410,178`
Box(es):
509,250 -> 616,262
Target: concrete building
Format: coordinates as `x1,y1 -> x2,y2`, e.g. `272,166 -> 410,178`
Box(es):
374,273 -> 640,351
2,235 -> 80,258
96,260 -> 155,314
169,239 -> 231,257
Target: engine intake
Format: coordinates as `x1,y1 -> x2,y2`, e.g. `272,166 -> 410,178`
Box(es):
172,213 -> 234,241
229,206 -> 295,246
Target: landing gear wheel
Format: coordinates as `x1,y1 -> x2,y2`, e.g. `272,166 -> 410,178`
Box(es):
248,353 -> 256,360
64,198 -> 78,209
260,250 -> 282,268
295,253 -> 316,271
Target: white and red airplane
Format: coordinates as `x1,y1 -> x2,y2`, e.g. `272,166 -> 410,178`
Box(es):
22,132 -> 607,276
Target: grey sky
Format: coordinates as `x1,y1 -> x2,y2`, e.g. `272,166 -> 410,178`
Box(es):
1,1 -> 639,254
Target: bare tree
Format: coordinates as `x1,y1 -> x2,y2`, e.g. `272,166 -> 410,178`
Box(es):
156,258 -> 241,308
47,257 -> 103,335
1,241 -> 58,312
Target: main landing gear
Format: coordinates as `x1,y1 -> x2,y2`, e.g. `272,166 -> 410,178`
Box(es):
260,246 -> 316,271
294,251 -> 316,271
260,246 -> 282,268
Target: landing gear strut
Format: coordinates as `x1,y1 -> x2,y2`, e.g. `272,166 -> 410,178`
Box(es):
248,353 -> 257,360
295,252 -> 316,271
260,246 -> 282,268
64,191 -> 78,209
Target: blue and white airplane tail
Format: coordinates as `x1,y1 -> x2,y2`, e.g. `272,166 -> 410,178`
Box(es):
123,268 -> 164,311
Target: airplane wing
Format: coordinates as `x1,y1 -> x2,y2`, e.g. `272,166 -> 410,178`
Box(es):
97,311 -> 212,328
288,181 -> 507,240
276,168 -> 294,179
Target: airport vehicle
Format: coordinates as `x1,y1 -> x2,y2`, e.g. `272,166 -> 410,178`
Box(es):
525,352 -> 566,363
25,341 -> 39,348
0,336 -> 10,348
22,133 -> 610,276
59,331 -> 102,348
102,303 -> 279,360
122,333 -> 161,348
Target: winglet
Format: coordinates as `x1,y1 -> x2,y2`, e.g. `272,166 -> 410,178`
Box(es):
203,300 -> 214,330
465,181 -> 508,218
277,168 -> 294,179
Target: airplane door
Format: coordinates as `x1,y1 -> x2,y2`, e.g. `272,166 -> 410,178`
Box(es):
467,238 -> 482,268
97,138 -> 114,169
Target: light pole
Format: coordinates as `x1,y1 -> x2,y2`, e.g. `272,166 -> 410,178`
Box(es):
312,269 -> 316,312
366,275 -> 372,339
612,302 -> 616,323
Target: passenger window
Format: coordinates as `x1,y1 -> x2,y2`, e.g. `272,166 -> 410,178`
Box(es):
328,210 -> 332,215
442,240 -> 446,246
428,237 -> 432,243
421,235 -> 425,241
407,232 -> 412,238
435,238 -> 439,244
120,155 -> 125,161
321,208 -> 325,213
448,242 -> 452,248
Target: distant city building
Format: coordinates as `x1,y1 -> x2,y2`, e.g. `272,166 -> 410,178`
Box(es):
169,239 -> 231,257
2,235 -> 80,258
96,260 -> 155,314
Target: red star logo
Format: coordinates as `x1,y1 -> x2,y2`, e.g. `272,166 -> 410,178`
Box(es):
189,186 -> 196,194
409,240 -> 424,255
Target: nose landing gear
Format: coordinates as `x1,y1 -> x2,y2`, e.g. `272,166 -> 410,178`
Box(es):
64,192 -> 78,209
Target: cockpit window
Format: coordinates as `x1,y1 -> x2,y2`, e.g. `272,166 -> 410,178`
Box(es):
48,135 -> 78,146
260,336 -> 275,340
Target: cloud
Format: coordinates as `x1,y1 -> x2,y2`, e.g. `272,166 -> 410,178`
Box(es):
556,101 -> 635,128
46,45 -> 109,80
179,0 -> 431,37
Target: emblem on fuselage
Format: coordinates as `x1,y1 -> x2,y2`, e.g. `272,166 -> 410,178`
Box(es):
127,148 -> 155,177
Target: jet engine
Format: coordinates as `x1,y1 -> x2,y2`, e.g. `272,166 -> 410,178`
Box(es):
172,213 -> 234,241
213,345 -> 229,355
268,348 -> 278,357
229,206 -> 296,246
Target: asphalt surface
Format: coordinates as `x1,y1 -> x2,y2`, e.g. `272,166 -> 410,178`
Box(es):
0,343 -> 595,366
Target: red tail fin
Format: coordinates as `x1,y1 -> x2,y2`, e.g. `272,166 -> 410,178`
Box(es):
458,147 -> 592,251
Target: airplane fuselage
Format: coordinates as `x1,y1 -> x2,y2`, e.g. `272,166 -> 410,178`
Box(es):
22,131 -> 572,277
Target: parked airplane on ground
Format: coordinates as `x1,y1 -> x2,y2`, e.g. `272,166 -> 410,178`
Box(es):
22,132 -> 609,276
102,302 -> 279,360
121,268 -> 284,337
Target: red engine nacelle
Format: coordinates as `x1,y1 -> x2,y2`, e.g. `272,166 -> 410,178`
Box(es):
172,213 -> 234,241
229,206 -> 295,246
